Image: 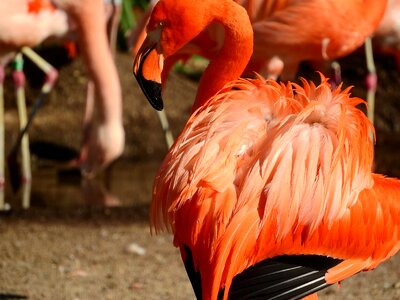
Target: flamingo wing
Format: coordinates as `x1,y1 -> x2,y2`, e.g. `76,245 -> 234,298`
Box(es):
151,76 -> 396,299
228,254 -> 341,300
183,246 -> 342,300
151,74 -> 400,298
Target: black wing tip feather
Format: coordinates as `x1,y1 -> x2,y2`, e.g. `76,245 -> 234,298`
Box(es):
228,255 -> 342,300
182,245 -> 342,300
183,245 -> 202,300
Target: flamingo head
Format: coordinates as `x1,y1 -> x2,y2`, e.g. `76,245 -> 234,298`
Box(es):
133,0 -> 216,110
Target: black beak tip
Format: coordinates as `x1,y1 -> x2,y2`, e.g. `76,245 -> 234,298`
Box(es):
144,79 -> 164,111
135,74 -> 164,111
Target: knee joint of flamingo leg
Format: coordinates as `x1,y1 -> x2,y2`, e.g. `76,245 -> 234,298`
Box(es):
43,68 -> 59,92
21,175 -> 32,184
0,66 -> 5,85
46,68 -> 58,86
365,72 -> 377,92
12,70 -> 26,89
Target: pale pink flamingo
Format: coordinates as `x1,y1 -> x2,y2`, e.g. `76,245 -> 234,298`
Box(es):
53,0 -> 124,176
0,0 -> 67,207
0,0 -> 125,202
57,0 -> 125,176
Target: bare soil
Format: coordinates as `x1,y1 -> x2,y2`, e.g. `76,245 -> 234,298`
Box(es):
1,49 -> 400,300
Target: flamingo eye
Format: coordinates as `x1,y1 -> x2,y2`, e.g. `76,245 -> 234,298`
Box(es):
159,21 -> 165,28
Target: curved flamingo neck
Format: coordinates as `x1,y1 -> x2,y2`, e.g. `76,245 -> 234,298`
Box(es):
192,2 -> 254,111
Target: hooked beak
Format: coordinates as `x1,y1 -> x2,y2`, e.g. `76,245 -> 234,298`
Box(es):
133,34 -> 164,111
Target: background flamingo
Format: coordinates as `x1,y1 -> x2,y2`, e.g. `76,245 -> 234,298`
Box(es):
0,0 -> 68,207
130,0 -> 387,140
133,0 -> 400,299
0,0 -> 125,187
54,0 -> 124,175
373,0 -> 400,69
131,0 -> 387,79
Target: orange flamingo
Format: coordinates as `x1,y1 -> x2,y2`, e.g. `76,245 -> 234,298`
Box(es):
131,0 -> 387,139
244,0 -> 387,79
133,0 -> 400,299
131,0 -> 387,80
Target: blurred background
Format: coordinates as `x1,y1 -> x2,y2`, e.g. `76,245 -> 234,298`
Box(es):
1,0 -> 400,299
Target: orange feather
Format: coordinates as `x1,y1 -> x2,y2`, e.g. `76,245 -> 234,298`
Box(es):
27,0 -> 55,13
133,0 -> 400,299
132,0 -> 387,80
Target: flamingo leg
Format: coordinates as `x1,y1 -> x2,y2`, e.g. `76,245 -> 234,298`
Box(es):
157,110 -> 174,148
81,0 -> 121,154
7,47 -> 58,192
13,53 -> 31,185
21,47 -> 57,80
105,0 -> 122,57
0,64 -> 5,210
364,37 -> 377,142
330,61 -> 342,88
82,80 -> 95,149
21,180 -> 31,210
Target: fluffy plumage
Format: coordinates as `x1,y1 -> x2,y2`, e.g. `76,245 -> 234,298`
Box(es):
151,76 -> 400,299
133,1 -> 400,299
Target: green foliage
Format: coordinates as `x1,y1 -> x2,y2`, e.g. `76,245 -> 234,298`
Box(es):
118,0 -> 151,50
174,56 -> 209,81
120,0 -> 149,34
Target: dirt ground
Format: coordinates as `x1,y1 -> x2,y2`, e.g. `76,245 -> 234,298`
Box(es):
1,49 -> 400,300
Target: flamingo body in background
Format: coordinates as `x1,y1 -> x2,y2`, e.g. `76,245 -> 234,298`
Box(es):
0,0 -> 68,55
132,0 -> 387,80
0,0 -> 125,179
246,0 -> 387,79
0,0 -> 67,204
51,0 -> 125,175
133,0 -> 400,299
373,0 -> 400,68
